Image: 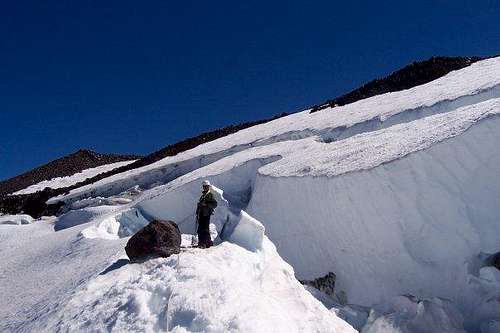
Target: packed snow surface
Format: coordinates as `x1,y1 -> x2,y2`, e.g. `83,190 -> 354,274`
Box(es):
0,186 -> 355,332
13,160 -> 136,195
49,238 -> 354,332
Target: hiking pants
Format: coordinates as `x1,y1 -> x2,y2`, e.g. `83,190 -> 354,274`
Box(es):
197,215 -> 213,247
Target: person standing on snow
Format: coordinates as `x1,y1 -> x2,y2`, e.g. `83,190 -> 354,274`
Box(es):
196,180 -> 218,248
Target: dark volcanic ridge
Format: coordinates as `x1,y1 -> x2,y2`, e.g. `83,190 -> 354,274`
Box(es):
310,56 -> 482,113
0,114 -> 288,217
0,149 -> 141,197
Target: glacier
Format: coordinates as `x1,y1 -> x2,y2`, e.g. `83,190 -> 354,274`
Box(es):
2,56 -> 500,332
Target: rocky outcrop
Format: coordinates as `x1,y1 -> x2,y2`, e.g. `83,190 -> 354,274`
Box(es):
310,56 -> 482,112
125,220 -> 181,261
0,188 -> 63,217
300,272 -> 337,298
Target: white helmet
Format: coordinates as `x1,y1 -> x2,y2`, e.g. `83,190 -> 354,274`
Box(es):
202,180 -> 211,186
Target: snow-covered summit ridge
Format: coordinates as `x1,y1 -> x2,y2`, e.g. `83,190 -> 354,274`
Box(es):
51,56 -> 500,204
13,160 -> 136,195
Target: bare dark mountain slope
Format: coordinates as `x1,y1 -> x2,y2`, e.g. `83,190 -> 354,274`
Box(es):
0,149 -> 140,196
0,114 -> 287,217
310,56 -> 482,112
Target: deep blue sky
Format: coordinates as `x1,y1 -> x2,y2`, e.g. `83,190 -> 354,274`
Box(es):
1,0 -> 499,180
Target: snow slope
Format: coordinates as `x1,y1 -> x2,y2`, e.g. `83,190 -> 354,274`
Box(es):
49,57 -> 500,204
0,187 -> 355,332
0,219 -> 127,332
3,56 -> 500,332
12,160 -> 136,195
45,56 -> 500,331
47,238 -> 353,332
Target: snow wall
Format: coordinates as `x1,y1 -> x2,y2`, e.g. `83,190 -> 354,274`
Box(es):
80,157 -> 274,253
247,115 -> 500,312
136,158 -> 275,235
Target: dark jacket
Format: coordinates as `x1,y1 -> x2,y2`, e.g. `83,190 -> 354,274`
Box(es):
196,190 -> 217,217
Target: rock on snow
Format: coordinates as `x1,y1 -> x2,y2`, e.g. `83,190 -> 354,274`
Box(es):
125,220 -> 181,260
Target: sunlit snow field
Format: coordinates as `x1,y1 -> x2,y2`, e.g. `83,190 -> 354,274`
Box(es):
2,57 -> 500,332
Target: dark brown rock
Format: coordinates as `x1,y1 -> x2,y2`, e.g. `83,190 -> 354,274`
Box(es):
125,220 -> 181,261
300,272 -> 336,298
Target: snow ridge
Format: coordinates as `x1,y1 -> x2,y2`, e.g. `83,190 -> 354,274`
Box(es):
13,160 -> 136,195
40,186 -> 355,332
50,57 -> 500,205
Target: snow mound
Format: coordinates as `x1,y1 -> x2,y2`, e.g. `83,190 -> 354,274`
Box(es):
81,208 -> 150,240
68,186 -> 142,211
55,206 -> 119,231
66,183 -> 347,332
227,210 -> 265,251
0,214 -> 34,225
69,196 -> 132,210
49,238 -> 355,333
